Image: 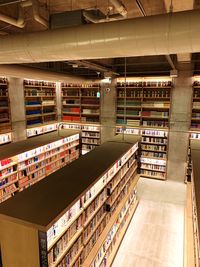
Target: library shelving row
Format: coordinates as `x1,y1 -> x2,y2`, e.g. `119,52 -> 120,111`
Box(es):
0,132 -> 12,145
26,122 -> 58,138
62,122 -> 101,154
0,77 -> 12,143
0,135 -> 140,267
116,78 -> 171,128
188,140 -> 200,267
0,130 -> 80,203
116,125 -> 168,180
61,82 -> 101,124
24,79 -> 57,127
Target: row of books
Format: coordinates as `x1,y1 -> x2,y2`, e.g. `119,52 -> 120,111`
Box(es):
141,163 -> 165,172
193,90 -> 200,98
0,77 -> 7,84
61,83 -> 99,88
141,144 -> 166,152
141,111 -> 169,117
117,81 -> 171,87
0,113 -> 9,120
142,137 -> 167,144
63,108 -> 80,114
0,100 -> 8,107
82,138 -> 100,145
140,169 -> 165,179
81,132 -> 100,138
117,100 -> 141,106
118,89 -> 170,98
117,110 -> 140,116
0,89 -> 8,97
24,80 -> 56,87
192,113 -> 200,118
118,90 -> 142,98
141,151 -> 166,158
63,99 -> 80,105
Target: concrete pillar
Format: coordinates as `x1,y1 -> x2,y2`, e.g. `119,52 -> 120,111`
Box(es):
100,78 -> 116,143
8,78 -> 26,142
56,82 -> 62,122
167,64 -> 193,182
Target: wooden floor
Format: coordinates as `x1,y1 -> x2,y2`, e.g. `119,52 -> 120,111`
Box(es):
112,178 -> 186,267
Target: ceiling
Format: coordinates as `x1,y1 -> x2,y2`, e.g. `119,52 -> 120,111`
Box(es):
0,0 -> 199,79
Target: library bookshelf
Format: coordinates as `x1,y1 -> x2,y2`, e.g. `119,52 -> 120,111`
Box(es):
0,135 -> 140,267
24,79 -> 57,128
0,77 -> 12,145
116,78 -> 171,128
191,80 -> 200,130
61,82 -> 101,124
62,122 -> 101,155
0,130 -> 80,203
188,139 -> 200,267
26,122 -> 58,138
116,126 -> 168,180
115,77 -> 171,181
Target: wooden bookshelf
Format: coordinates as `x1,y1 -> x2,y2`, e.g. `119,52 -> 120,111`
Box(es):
0,130 -> 80,203
61,82 -> 101,124
116,126 -> 168,180
116,79 -> 171,128
24,79 -> 57,128
191,81 -> 200,130
62,122 -> 101,155
0,135 -> 140,267
0,77 -> 12,144
26,122 -> 58,138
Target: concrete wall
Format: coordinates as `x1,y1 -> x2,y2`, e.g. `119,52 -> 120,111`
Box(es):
167,66 -> 193,182
100,79 -> 116,143
8,78 -> 26,142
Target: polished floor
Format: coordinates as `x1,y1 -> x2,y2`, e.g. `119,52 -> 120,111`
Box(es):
112,178 -> 186,267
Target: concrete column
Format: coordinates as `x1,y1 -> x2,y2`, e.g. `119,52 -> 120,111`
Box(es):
100,78 -> 116,143
56,82 -> 62,122
167,64 -> 193,182
8,78 -> 26,142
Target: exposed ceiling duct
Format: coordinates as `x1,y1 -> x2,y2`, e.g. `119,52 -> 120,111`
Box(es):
0,10 -> 200,64
0,0 -> 48,29
0,64 -> 86,82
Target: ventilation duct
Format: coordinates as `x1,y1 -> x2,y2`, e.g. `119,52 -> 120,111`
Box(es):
0,10 -> 199,63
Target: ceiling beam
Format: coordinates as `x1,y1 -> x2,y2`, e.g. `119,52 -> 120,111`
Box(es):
67,60 -> 119,76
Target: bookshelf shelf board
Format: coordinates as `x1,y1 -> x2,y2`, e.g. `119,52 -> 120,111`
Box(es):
141,141 -> 167,145
142,116 -> 169,120
117,105 -> 142,109
141,148 -> 166,153
141,155 -> 166,161
25,105 -> 42,108
117,114 -> 140,118
141,167 -> 165,173
140,174 -> 166,180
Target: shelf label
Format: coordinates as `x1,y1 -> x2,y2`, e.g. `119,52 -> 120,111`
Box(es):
38,231 -> 48,267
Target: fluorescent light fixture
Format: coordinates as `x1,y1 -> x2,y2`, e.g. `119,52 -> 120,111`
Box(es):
101,78 -> 111,84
